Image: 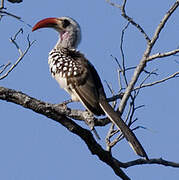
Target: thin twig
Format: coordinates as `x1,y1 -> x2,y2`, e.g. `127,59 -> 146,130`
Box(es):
119,1 -> 179,114
111,55 -> 122,70
105,80 -> 119,149
150,1 -> 179,47
0,10 -> 21,19
10,28 -> 23,55
119,158 -> 179,168
106,0 -> 150,42
105,123 -> 115,151
0,62 -> 11,74
106,93 -> 124,102
118,66 -> 158,76
140,69 -> 158,86
0,30 -> 36,80
124,101 -> 133,123
105,80 -> 117,108
147,49 -> 179,62
109,133 -> 124,148
127,100 -> 136,126
120,22 -> 130,86
143,69 -> 159,76
110,55 -> 123,92
117,69 -> 123,92
134,71 -> 179,91
127,95 -> 137,127
135,69 -> 158,97
0,9 -> 32,28
121,0 -> 151,43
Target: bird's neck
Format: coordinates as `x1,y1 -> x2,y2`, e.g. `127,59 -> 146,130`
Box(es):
55,31 -> 78,50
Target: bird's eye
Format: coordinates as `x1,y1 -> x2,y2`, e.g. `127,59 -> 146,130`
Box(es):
62,19 -> 70,28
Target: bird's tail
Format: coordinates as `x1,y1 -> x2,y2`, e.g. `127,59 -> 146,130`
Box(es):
99,98 -> 148,159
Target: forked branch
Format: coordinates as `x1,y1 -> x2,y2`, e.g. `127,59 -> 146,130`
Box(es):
118,0 -> 179,114
0,29 -> 35,80
1,86 -> 179,180
134,71 -> 179,91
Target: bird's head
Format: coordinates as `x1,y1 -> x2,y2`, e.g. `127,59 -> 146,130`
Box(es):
32,17 -> 81,49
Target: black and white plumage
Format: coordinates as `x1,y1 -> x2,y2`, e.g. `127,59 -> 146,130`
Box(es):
48,48 -> 81,78
32,17 -> 148,159
48,47 -> 105,115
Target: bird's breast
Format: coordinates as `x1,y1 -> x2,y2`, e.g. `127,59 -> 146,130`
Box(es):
48,49 -> 82,101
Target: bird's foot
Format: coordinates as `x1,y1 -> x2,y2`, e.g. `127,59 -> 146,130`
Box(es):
57,99 -> 73,107
83,111 -> 100,140
60,99 -> 73,106
53,99 -> 73,112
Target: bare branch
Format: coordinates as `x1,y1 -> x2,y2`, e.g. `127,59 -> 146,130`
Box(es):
10,28 -> 24,55
134,69 -> 158,96
0,3 -> 32,27
105,92 -> 145,151
150,1 -> 179,47
110,55 -> 124,92
0,62 -> 11,74
147,49 -> 179,62
107,132 -> 124,149
120,158 -> 179,168
143,69 -> 159,76
105,123 -> 116,151
106,93 -> 124,102
0,86 -> 130,180
0,30 -> 35,80
124,101 -> 133,123
106,0 -> 150,42
121,0 -> 151,43
134,71 -> 179,91
120,22 -> 130,86
118,1 -> 179,114
4,88 -> 177,175
0,9 -> 21,19
105,80 -> 118,109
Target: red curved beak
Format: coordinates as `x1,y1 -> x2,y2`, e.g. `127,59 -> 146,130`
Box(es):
32,17 -> 58,32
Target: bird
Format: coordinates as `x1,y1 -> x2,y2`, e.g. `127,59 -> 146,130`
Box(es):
32,16 -> 148,159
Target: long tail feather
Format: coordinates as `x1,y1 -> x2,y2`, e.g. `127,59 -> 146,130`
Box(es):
99,98 -> 148,159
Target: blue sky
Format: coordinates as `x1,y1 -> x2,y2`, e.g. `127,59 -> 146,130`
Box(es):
1,0 -> 179,179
